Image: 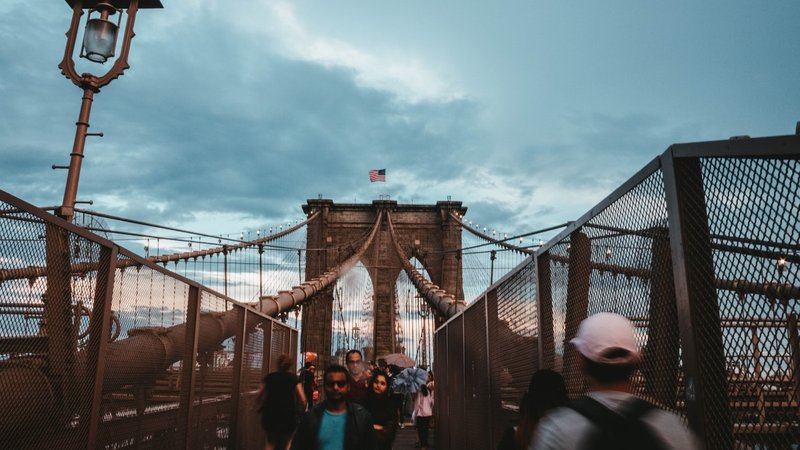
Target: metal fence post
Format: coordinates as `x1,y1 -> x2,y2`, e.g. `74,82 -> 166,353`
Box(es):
44,224 -> 77,424
263,320 -> 273,375
536,252 -> 554,370
643,229 -> 680,407
443,324 -> 451,450
177,286 -> 201,449
229,306 -> 247,448
85,245 -> 118,449
563,231 -> 591,393
483,294 -> 494,448
662,150 -> 732,449
460,315 -> 467,449
789,314 -> 800,406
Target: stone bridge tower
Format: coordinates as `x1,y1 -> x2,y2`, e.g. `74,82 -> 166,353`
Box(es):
301,198 -> 466,367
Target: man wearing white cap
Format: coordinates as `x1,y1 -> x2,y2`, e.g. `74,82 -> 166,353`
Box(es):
530,312 -> 700,450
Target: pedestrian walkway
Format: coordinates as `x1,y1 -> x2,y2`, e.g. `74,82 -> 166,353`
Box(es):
393,425 -> 436,449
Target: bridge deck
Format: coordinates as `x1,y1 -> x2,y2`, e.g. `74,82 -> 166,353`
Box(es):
393,425 -> 437,450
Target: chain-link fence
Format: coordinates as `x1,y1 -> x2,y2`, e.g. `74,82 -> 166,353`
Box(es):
0,190 -> 298,449
434,134 -> 800,449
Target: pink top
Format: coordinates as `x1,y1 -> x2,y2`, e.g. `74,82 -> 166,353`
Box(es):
413,382 -> 434,417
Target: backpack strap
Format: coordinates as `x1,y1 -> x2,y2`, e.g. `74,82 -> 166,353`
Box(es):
568,395 -> 666,450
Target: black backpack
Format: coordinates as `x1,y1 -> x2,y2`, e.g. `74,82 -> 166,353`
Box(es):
567,396 -> 667,450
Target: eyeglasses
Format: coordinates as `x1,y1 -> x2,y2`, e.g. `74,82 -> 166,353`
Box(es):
325,380 -> 348,388
346,360 -> 361,365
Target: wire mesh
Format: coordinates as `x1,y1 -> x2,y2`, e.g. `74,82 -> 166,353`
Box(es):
0,202 -> 104,447
190,292 -> 235,448
433,138 -> 800,449
97,253 -> 192,448
270,320 -> 291,371
236,312 -> 267,449
463,297 -> 490,449
486,259 -> 539,445
699,156 -> 800,448
0,190 -> 300,449
460,229 -> 530,303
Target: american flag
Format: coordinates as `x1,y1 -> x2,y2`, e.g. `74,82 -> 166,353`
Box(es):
369,169 -> 386,182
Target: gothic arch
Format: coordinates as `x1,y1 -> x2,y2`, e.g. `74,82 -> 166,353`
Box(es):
301,199 -> 466,367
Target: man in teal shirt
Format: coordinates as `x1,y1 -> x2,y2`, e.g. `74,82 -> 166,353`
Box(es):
292,364 -> 376,450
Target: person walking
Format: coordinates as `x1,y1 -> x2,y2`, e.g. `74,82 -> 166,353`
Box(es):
291,364 -> 376,450
530,312 -> 700,449
412,380 -> 434,450
387,364 -> 404,429
364,371 -> 398,450
497,370 -> 567,450
258,353 -> 306,450
345,349 -> 370,404
299,362 -> 317,410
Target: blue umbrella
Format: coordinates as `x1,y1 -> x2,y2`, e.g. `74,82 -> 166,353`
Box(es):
392,367 -> 428,394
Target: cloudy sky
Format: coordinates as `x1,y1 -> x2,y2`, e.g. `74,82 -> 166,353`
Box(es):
1,0 -> 799,240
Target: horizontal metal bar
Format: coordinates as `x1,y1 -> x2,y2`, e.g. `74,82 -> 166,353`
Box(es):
0,336 -> 48,353
670,134 -> 800,159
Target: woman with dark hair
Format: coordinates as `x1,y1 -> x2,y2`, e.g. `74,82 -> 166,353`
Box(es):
258,354 -> 306,450
497,369 -> 567,450
298,362 -> 316,410
364,371 -> 398,450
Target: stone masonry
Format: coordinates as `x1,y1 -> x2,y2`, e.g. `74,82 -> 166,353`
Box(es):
301,199 -> 466,368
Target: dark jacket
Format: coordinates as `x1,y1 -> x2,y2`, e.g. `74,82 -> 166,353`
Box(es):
290,401 -> 376,450
364,395 -> 398,450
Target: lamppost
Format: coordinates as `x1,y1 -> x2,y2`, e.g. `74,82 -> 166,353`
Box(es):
56,0 -> 163,221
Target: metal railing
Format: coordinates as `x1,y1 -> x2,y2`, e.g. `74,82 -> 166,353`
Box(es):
0,190 -> 298,449
434,134 -> 800,450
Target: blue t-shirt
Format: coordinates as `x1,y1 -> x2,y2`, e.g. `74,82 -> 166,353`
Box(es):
318,409 -> 347,450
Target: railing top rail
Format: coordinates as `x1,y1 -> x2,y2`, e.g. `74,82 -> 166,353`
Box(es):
669,134 -> 800,159
0,189 -> 119,249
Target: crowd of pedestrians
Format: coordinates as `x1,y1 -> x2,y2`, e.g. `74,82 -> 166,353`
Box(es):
257,312 -> 697,450
258,349 -> 432,450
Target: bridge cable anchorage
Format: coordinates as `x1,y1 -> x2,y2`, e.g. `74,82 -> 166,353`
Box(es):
255,210 -> 384,317
386,211 -> 464,318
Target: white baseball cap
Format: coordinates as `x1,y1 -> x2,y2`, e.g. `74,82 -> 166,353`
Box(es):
570,312 -> 641,365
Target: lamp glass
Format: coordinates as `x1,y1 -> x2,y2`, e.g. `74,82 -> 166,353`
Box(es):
83,18 -> 118,63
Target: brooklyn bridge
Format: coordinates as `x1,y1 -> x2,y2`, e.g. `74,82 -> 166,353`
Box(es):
2,134 -> 799,448
2,1 -> 800,449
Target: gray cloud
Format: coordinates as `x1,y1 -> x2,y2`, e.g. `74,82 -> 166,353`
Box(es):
2,1 -> 799,242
